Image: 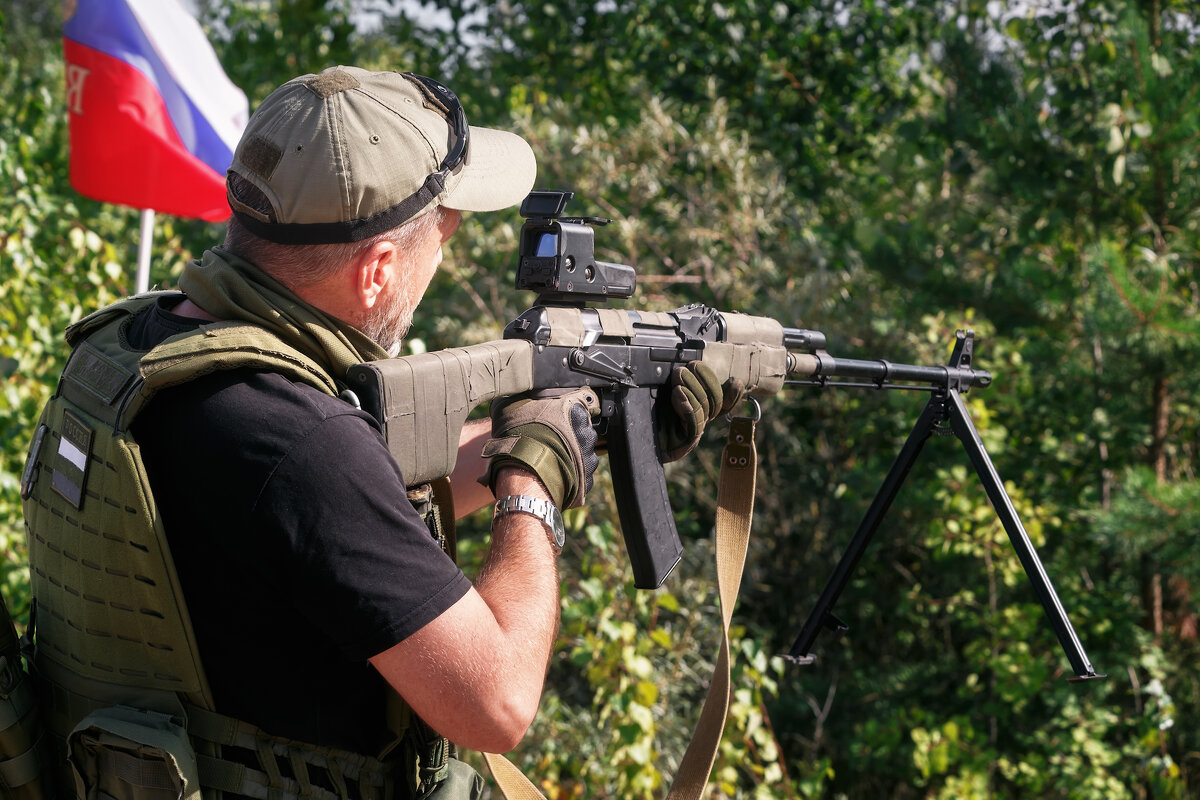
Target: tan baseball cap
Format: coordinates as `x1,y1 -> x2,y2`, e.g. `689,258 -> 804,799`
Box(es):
226,66 -> 536,244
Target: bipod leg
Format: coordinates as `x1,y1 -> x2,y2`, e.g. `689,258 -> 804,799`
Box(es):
944,389 -> 1105,681
785,394 -> 948,664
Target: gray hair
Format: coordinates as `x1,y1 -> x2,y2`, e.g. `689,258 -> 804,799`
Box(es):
223,173 -> 448,289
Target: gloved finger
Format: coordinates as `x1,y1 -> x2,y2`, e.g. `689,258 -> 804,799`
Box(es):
490,387 -> 595,430
492,388 -> 599,434
489,394 -> 527,433
719,376 -> 746,417
672,365 -> 712,424
686,361 -> 727,421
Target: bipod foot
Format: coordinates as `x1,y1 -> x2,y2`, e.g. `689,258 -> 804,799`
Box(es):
783,653 -> 817,666
784,612 -> 848,667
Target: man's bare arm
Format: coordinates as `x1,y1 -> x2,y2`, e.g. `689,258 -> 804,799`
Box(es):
369,466 -> 559,753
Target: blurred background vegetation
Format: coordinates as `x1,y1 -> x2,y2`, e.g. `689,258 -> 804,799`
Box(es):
3,0 -> 1199,797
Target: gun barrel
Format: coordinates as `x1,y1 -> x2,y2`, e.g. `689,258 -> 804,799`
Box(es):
787,351 -> 992,390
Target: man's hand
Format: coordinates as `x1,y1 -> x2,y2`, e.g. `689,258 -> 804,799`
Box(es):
482,388 -> 600,508
658,361 -> 745,462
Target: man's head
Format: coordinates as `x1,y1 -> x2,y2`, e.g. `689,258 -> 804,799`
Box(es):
227,65 -> 535,243
222,66 -> 536,352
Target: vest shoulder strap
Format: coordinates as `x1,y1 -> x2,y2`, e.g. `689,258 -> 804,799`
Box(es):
137,321 -> 340,399
56,293 -> 340,432
63,293 -> 173,348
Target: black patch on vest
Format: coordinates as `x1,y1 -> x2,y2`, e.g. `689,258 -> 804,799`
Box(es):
52,409 -> 93,509
65,341 -> 135,405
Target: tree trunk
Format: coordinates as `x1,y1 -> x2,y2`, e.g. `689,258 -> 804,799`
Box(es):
1150,375 -> 1169,482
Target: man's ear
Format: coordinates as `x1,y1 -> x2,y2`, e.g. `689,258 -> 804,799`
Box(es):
354,239 -> 398,310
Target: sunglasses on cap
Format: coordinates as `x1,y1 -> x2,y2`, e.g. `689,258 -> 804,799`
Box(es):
402,72 -> 471,199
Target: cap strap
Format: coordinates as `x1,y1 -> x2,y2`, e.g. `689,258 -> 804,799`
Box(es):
233,172 -> 446,244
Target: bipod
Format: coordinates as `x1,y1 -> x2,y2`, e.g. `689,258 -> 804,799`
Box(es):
785,331 -> 1105,682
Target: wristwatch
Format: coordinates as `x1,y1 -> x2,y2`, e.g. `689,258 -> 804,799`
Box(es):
493,495 -> 566,553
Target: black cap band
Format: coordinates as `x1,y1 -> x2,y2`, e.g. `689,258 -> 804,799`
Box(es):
233,172 -> 447,245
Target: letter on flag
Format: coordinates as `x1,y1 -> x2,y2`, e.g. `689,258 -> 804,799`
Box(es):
63,0 -> 248,222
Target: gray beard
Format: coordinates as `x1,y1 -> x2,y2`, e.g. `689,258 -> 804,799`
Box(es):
359,288 -> 414,358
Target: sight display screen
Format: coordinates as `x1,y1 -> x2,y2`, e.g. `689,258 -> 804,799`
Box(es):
534,232 -> 558,258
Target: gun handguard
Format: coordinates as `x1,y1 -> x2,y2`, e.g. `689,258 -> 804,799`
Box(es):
347,340 -> 535,485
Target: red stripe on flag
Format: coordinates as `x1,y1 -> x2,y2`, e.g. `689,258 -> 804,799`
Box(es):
64,39 -> 230,222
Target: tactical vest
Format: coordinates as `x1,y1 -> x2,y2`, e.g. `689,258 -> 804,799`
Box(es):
18,294 -> 469,800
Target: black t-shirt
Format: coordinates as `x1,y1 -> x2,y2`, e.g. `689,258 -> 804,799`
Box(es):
127,297 -> 471,753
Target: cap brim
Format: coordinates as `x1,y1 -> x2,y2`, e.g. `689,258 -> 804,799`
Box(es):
441,126 -> 537,213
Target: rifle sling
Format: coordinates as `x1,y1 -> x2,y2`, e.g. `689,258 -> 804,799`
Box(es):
665,414 -> 756,799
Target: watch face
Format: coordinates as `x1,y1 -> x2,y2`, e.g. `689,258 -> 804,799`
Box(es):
548,505 -> 566,549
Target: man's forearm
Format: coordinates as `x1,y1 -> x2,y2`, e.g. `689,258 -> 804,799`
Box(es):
474,465 -> 561,680
450,417 -> 496,517
370,465 -> 562,753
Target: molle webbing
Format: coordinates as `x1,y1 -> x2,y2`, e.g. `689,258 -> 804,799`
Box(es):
36,658 -> 395,800
24,354 -> 212,704
184,706 -> 394,800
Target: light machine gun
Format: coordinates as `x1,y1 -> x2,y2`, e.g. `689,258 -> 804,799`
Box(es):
346,190 -> 1103,682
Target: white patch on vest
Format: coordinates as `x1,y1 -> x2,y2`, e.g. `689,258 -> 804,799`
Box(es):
57,436 -> 88,472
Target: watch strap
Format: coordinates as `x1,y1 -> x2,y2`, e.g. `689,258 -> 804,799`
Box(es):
493,494 -> 564,552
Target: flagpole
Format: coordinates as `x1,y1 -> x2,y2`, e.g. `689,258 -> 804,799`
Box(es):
136,208 -> 154,294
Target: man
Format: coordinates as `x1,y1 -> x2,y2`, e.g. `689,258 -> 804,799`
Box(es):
22,66 -> 733,798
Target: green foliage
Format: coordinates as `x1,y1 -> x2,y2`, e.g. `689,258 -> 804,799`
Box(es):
502,512 -> 797,800
1,22 -> 120,620
1091,467 -> 1200,581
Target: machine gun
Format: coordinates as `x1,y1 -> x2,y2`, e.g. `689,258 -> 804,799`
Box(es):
346,190 -> 1103,682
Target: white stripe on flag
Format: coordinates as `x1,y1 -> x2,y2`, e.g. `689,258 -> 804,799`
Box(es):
57,436 -> 88,472
124,0 -> 249,152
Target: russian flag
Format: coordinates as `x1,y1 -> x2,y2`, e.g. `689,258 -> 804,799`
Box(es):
63,0 -> 248,222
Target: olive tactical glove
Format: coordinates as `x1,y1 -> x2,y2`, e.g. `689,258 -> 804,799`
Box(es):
483,388 -> 601,509
657,361 -> 745,462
